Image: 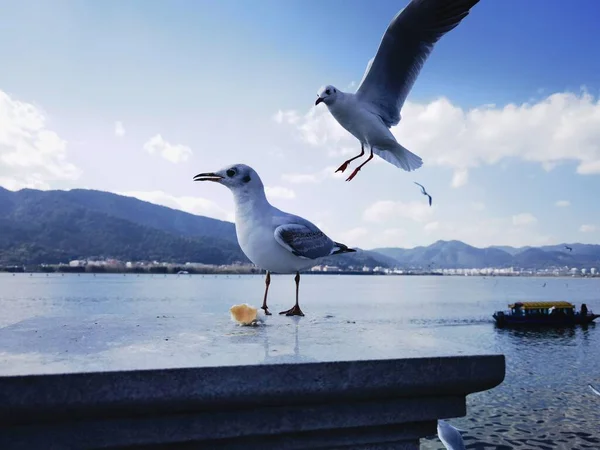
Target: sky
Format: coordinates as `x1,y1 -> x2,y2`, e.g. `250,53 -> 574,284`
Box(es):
1,0 -> 600,249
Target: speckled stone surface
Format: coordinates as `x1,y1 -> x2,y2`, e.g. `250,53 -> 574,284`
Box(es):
0,361 -> 503,449
0,313 -> 505,449
0,312 -> 499,376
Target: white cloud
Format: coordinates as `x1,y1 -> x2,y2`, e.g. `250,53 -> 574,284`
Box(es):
273,110 -> 300,125
577,161 -> 600,174
471,202 -> 486,211
363,200 -> 434,224
276,90 -> 600,176
0,89 -> 81,190
580,224 -> 597,233
339,227 -> 368,243
281,166 -> 344,184
451,168 -> 469,188
555,200 -> 570,207
114,121 -> 125,137
143,134 -> 192,164
264,186 -> 296,200
512,213 -> 537,226
281,173 -> 319,184
118,190 -> 233,222
368,228 -> 407,248
424,221 -> 440,232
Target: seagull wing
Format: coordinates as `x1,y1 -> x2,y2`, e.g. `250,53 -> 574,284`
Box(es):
414,181 -> 426,193
589,384 -> 600,396
428,194 -> 432,206
356,0 -> 480,127
274,223 -> 335,260
437,420 -> 466,450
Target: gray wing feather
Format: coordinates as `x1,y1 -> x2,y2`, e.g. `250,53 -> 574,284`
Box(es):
274,223 -> 334,260
356,0 -> 480,127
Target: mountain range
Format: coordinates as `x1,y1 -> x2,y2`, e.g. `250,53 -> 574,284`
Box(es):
1,186 -> 599,270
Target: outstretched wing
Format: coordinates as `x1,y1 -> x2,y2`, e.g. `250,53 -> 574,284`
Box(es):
414,181 -> 426,193
274,223 -> 335,260
356,0 -> 480,127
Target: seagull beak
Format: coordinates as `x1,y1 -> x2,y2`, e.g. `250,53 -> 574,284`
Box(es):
315,97 -> 324,106
193,172 -> 223,182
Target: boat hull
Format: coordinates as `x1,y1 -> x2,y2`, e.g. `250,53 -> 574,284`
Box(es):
493,312 -> 600,327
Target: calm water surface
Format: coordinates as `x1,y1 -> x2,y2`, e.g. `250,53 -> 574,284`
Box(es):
1,273 -> 600,449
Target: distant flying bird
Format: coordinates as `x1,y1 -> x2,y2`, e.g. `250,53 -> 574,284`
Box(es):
437,420 -> 466,450
542,282 -> 546,287
565,245 -> 573,252
193,164 -> 356,316
589,384 -> 600,396
414,182 -> 432,206
314,0 -> 481,181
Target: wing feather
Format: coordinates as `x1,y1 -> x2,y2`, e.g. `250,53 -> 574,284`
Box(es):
274,224 -> 334,260
356,0 -> 480,127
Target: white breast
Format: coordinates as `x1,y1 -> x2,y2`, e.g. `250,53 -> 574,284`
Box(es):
328,96 -> 393,146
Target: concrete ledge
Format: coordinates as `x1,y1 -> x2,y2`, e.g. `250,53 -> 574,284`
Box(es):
0,355 -> 505,449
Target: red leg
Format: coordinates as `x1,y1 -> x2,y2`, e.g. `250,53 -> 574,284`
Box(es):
279,272 -> 304,316
346,147 -> 374,181
261,271 -> 272,315
335,143 -> 364,173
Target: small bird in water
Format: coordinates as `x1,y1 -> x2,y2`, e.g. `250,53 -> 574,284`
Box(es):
193,164 -> 356,316
314,0 -> 481,181
414,182 -> 432,206
437,419 -> 466,450
565,245 -> 573,252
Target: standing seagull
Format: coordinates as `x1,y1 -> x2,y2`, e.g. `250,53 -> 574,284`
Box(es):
414,181 -> 432,206
193,164 -> 356,316
315,0 -> 481,181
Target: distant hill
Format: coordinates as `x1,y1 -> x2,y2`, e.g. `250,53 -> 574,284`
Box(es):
2,187 -> 598,270
374,240 -> 600,269
0,187 -> 393,269
0,187 -> 246,266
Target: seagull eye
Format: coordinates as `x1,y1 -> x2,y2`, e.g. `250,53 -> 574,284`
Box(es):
325,89 -> 331,95
226,169 -> 236,177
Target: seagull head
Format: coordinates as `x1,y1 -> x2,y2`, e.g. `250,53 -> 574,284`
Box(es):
193,164 -> 264,193
315,85 -> 339,106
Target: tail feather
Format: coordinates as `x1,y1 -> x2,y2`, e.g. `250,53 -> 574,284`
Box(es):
373,142 -> 423,172
331,242 -> 357,255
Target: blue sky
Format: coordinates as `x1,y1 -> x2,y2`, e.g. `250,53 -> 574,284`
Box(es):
1,0 -> 600,249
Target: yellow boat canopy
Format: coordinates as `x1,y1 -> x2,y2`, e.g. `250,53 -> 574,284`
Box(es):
509,301 -> 574,310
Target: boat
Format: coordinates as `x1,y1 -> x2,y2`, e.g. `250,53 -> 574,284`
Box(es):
493,301 -> 599,327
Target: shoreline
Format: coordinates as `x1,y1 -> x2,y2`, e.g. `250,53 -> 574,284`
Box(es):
0,267 -> 596,278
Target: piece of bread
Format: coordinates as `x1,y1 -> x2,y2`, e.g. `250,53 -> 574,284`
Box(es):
229,303 -> 258,325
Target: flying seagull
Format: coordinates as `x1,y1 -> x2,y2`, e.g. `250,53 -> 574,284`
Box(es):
414,181 -> 432,206
565,245 -> 573,252
315,0 -> 481,181
437,419 -> 466,450
193,164 -> 356,316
